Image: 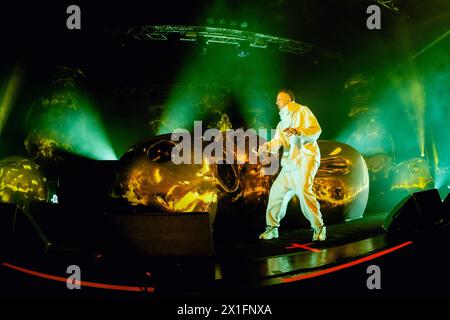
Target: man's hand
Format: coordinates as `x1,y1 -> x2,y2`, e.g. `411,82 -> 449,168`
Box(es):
283,127 -> 298,137
255,143 -> 268,156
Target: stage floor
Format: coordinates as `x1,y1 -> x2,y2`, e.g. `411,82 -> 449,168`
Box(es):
215,211 -> 386,260
2,210 -> 420,299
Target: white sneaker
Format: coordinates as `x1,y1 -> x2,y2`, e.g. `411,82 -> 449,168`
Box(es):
259,226 -> 279,240
312,226 -> 326,241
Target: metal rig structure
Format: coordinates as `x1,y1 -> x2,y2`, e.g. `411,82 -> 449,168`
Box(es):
375,0 -> 400,13
127,25 -> 340,58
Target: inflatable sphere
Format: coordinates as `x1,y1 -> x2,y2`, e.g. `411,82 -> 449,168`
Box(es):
0,156 -> 49,207
285,140 -> 369,226
113,135 -> 369,227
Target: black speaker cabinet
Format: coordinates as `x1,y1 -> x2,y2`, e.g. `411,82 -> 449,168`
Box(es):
106,212 -> 214,257
383,189 -> 444,238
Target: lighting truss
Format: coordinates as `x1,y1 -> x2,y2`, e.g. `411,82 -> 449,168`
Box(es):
127,25 -> 339,57
375,0 -> 400,13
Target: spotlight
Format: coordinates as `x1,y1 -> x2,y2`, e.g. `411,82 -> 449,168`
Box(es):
237,42 -> 250,58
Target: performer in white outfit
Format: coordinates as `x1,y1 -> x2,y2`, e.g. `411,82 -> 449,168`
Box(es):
258,89 -> 326,241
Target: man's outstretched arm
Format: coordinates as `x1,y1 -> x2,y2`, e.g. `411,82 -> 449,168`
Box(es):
293,107 -> 322,142
259,123 -> 285,154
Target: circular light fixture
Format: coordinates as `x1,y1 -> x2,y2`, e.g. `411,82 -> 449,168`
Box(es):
237,42 -> 250,58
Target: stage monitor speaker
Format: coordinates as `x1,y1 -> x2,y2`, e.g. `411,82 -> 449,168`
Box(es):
106,212 -> 214,257
383,189 -> 444,238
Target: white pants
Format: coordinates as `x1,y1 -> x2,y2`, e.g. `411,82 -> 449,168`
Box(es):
266,157 -> 324,228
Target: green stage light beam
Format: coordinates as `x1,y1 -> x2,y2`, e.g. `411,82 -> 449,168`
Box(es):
159,0 -> 284,136
28,91 -> 118,161
394,29 -> 450,71
63,95 -> 118,160
0,67 -> 22,135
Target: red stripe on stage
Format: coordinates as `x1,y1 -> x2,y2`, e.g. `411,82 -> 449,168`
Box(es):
285,243 -> 321,252
281,241 -> 413,283
1,262 -> 155,293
